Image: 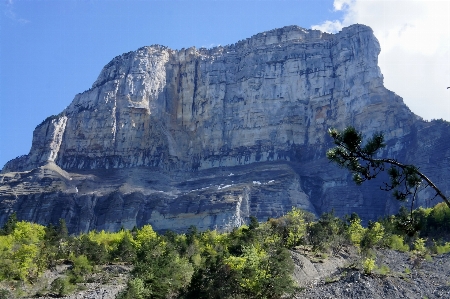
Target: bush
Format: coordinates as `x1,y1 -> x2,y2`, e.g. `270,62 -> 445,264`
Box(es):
284,207 -> 309,248
224,244 -> 295,298
50,276 -> 75,297
413,238 -> 427,254
181,216 -> 298,299
426,203 -> 450,236
361,222 -> 384,251
72,235 -> 108,264
347,218 -> 365,248
388,235 -> 409,252
0,221 -> 47,282
0,213 -> 17,236
117,278 -> 149,299
377,264 -> 390,276
434,242 -> 450,254
362,258 -> 376,275
111,232 -> 136,263
307,211 -> 347,254
123,238 -> 194,299
69,254 -> 93,283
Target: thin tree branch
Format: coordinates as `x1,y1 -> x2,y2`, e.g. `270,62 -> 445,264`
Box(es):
329,127 -> 450,209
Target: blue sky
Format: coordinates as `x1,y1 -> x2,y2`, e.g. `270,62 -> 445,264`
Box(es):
1,0 -> 449,168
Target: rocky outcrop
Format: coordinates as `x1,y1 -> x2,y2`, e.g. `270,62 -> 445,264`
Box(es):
4,24 -> 413,172
0,162 -> 314,232
1,24 -> 449,233
299,251 -> 450,299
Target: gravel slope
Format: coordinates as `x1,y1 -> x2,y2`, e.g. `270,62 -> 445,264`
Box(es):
297,251 -> 450,299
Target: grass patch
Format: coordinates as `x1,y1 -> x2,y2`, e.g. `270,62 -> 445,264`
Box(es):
376,264 -> 390,276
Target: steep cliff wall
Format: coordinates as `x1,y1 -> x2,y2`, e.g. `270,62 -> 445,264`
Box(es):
1,24 -> 448,233
4,24 -> 414,172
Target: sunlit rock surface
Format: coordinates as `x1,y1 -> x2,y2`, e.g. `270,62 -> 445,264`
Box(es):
1,24 -> 449,233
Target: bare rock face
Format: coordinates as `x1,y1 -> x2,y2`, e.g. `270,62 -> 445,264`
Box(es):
1,24 -> 449,233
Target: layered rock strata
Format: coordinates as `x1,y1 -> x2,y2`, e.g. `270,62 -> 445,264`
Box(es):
1,24 -> 449,233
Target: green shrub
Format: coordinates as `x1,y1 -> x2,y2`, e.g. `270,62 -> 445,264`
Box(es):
436,243 -> 450,254
285,207 -> 308,248
110,232 -> 136,263
377,264 -> 390,276
413,238 -> 427,254
69,254 -> 93,283
72,235 -> 108,264
117,278 -> 149,299
427,203 -> 450,235
431,241 -> 450,254
0,221 -> 47,282
127,238 -> 194,299
50,276 -> 75,296
362,258 -> 376,275
361,222 -> 385,251
388,235 -> 409,252
0,213 -> 17,236
307,211 -> 347,254
347,217 -> 365,248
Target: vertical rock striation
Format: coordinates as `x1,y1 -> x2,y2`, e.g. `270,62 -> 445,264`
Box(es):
1,24 -> 449,233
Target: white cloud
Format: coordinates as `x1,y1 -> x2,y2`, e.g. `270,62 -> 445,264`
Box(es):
312,0 -> 450,121
3,0 -> 30,24
333,0 -> 355,10
312,20 -> 343,33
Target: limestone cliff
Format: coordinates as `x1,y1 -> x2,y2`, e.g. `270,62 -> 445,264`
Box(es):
1,25 -> 449,233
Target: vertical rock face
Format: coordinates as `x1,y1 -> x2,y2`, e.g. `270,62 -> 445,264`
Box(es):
3,116 -> 68,172
1,24 -> 448,233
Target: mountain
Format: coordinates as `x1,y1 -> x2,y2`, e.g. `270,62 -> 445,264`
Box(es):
1,24 -> 449,233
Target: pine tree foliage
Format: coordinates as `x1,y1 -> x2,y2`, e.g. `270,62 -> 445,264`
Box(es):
327,126 -> 450,209
0,212 -> 17,235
